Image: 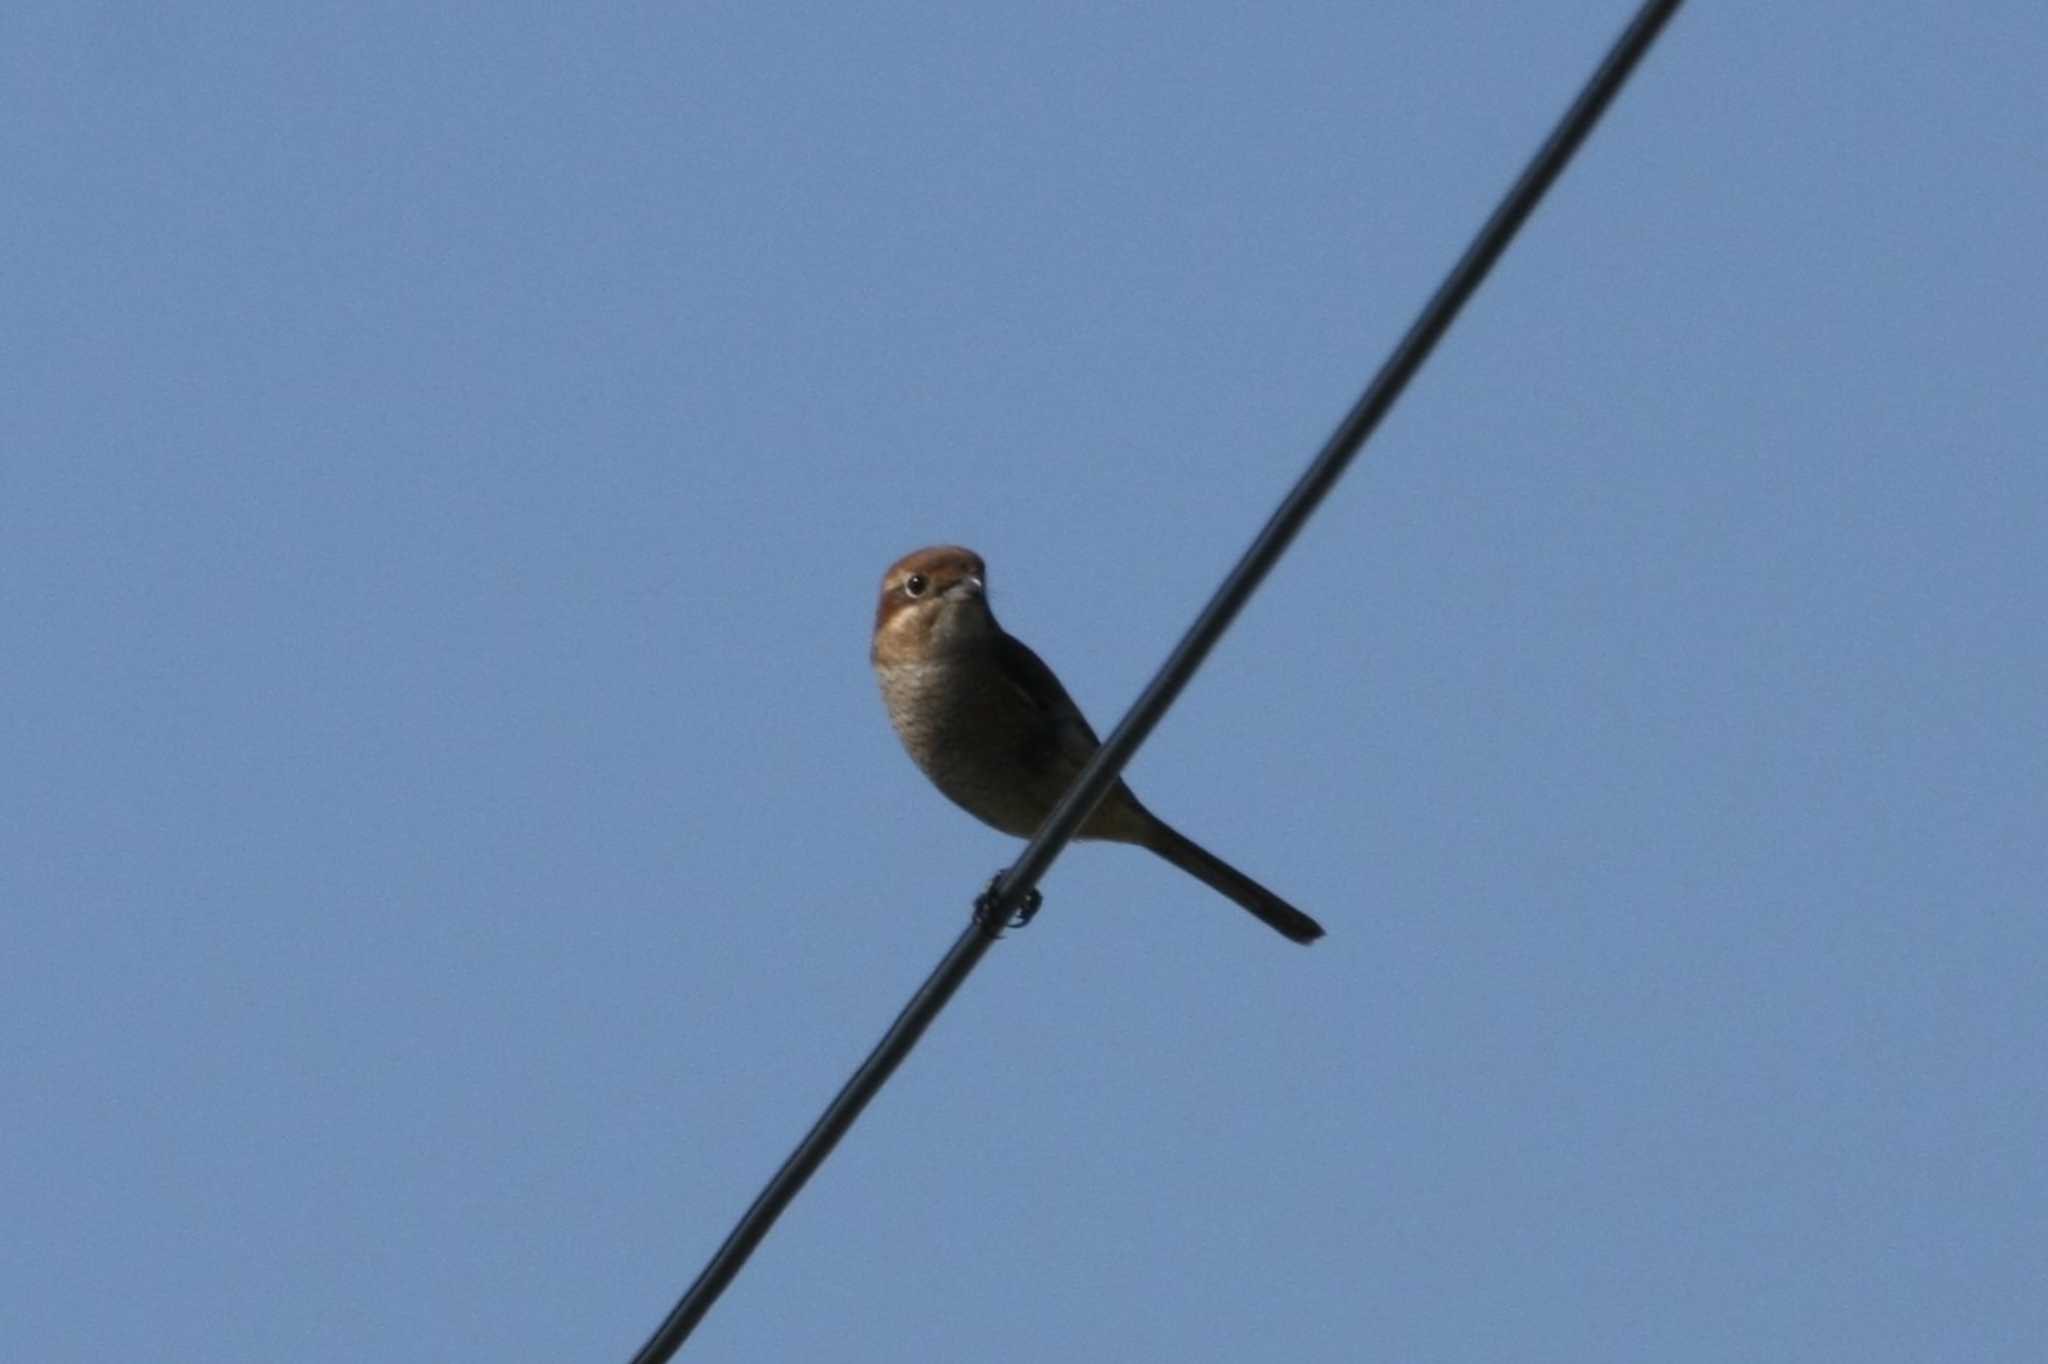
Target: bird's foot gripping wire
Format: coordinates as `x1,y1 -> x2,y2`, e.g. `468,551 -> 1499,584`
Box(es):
974,874 -> 1042,936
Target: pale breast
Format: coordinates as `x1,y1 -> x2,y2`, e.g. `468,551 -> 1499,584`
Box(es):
874,655 -> 1053,837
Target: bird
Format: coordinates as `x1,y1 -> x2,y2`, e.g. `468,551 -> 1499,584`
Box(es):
871,545 -> 1325,944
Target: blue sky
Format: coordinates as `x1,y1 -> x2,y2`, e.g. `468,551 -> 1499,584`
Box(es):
6,3 -> 2044,1360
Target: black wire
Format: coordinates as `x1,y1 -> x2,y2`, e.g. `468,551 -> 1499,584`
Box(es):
629,3 -> 1683,1357
989,0 -> 1684,916
626,926 -> 998,1358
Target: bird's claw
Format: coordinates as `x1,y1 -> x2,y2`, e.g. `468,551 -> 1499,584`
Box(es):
1008,887 -> 1043,929
974,875 -> 1043,935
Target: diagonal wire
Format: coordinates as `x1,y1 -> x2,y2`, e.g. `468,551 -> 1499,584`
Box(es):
629,2 -> 1683,1357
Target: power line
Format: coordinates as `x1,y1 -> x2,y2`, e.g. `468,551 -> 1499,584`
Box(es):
628,2 -> 1684,1357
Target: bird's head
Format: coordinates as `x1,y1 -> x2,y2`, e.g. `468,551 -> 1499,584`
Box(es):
871,545 -> 994,664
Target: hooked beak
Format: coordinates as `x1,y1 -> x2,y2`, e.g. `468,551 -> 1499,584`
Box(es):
944,575 -> 985,601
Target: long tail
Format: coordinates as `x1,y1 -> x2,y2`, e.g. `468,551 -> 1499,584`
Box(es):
1141,820 -> 1325,944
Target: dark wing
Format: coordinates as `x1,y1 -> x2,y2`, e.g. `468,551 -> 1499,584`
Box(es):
990,630 -> 1103,770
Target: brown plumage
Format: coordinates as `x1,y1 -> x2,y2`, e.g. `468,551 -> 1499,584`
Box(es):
871,546 -> 1324,944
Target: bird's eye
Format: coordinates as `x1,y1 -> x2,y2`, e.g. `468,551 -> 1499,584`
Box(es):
904,573 -> 929,597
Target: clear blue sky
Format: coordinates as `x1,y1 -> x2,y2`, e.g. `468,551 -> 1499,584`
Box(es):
7,4 -> 2044,1360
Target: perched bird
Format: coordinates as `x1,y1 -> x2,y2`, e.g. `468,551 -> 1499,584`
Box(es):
871,545 -> 1325,944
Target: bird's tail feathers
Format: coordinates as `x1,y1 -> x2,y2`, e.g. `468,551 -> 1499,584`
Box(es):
1140,820 -> 1325,945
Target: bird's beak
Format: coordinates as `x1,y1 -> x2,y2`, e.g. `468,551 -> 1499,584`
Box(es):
945,575 -> 985,601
